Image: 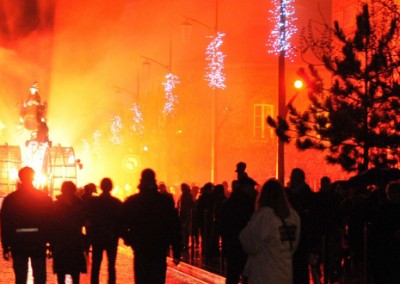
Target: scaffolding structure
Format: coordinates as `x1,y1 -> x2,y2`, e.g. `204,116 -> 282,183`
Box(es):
49,145 -> 77,195
0,143 -> 77,198
0,145 -> 22,196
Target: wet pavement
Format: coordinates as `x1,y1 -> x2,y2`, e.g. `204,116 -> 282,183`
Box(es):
0,244 -> 225,284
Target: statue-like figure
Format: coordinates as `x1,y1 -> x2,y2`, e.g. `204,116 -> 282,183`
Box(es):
20,82 -> 47,131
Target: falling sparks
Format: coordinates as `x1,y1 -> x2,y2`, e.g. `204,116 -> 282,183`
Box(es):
162,73 -> 180,116
110,114 -> 123,144
205,32 -> 226,90
129,102 -> 144,135
267,0 -> 297,59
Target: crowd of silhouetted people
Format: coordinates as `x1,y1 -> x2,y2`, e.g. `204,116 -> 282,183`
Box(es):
1,162 -> 400,284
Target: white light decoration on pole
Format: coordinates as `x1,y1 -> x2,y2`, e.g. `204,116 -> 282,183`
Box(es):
267,0 -> 297,59
129,102 -> 144,136
205,32 -> 226,90
162,72 -> 180,116
110,114 -> 123,145
268,0 -> 297,184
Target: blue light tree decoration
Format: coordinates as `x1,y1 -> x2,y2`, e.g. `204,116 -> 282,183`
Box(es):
205,32 -> 226,89
267,0 -> 298,184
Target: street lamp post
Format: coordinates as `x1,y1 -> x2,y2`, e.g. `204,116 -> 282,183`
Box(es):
277,0 -> 287,185
181,0 -> 224,183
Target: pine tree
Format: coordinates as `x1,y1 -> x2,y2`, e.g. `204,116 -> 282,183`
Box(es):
268,2 -> 400,173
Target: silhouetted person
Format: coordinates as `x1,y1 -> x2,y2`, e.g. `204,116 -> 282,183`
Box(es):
51,181 -> 87,284
86,177 -> 122,284
196,182 -> 215,258
177,183 -> 195,250
315,176 -> 342,283
1,167 -> 53,284
158,182 -> 175,208
81,182 -> 97,254
286,168 -> 319,284
221,180 -> 254,284
210,184 -> 227,257
120,168 -> 181,284
369,181 -> 400,283
235,162 -> 258,205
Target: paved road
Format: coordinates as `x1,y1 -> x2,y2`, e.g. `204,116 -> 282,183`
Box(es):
0,244 -> 221,284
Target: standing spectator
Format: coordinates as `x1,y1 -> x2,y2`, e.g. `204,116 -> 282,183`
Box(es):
369,181 -> 400,283
196,182 -> 215,259
239,178 -> 301,284
210,184 -> 227,257
286,168 -> 319,284
120,168 -> 181,284
86,177 -> 122,284
158,182 -> 175,208
235,162 -> 258,204
315,176 -> 342,283
51,181 -> 87,284
1,166 -> 53,284
191,184 -> 200,248
221,180 -> 254,284
80,182 -> 97,255
177,183 -> 195,250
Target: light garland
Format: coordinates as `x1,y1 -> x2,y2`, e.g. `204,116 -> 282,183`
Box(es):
205,32 -> 226,89
110,114 -> 123,145
129,102 -> 144,135
267,0 -> 297,60
162,73 -> 180,116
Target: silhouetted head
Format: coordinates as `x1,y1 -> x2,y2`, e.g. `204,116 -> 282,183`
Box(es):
100,177 -> 113,192
181,183 -> 191,195
158,182 -> 167,193
83,183 -> 97,194
258,178 -> 289,219
289,168 -> 306,190
235,162 -> 246,173
61,181 -> 77,196
18,167 -> 35,184
138,168 -> 157,192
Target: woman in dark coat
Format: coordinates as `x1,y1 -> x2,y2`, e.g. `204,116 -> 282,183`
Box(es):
51,181 -> 87,284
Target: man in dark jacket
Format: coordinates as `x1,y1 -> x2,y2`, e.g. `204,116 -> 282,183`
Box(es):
1,166 -> 53,284
86,177 -> 122,284
120,168 -> 181,284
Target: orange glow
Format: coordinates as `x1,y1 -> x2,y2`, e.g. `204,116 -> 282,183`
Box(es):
0,0 -> 348,191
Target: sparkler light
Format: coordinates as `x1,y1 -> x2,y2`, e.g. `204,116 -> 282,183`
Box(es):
129,102 -> 144,135
162,73 -> 180,116
110,114 -> 123,145
205,32 -> 226,89
267,0 -> 297,59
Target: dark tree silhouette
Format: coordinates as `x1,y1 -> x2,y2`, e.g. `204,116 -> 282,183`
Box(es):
268,2 -> 400,173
